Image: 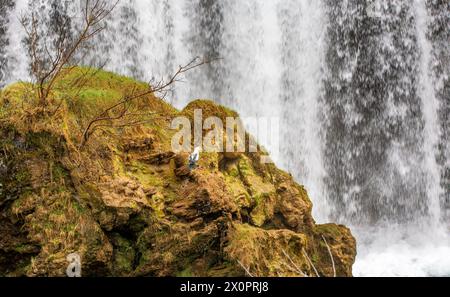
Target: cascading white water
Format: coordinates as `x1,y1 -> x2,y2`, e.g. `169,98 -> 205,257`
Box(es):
276,0 -> 328,221
0,0 -> 448,276
2,0 -> 29,86
355,0 -> 450,276
415,0 -> 443,223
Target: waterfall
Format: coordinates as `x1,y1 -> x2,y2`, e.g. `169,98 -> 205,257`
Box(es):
414,0 -> 442,226
324,0 -> 429,225
1,0 -> 448,276
0,1 -> 14,85
277,0 -> 328,221
1,0 -> 29,87
426,0 -> 450,222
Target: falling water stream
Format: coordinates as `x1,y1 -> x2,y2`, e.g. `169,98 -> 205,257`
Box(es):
0,0 -> 449,276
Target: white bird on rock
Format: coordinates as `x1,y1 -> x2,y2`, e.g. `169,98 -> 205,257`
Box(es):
188,146 -> 201,170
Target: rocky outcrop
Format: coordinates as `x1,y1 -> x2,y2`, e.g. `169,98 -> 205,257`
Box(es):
0,68 -> 356,277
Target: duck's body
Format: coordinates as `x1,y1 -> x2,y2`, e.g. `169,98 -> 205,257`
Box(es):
188,147 -> 201,170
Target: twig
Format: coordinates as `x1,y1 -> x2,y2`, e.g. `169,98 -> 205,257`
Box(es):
79,56 -> 217,147
322,235 -> 336,277
281,249 -> 307,277
237,260 -> 254,277
302,249 -> 320,277
20,0 -> 118,104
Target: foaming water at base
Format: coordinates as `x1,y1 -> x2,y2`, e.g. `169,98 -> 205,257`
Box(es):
353,225 -> 450,277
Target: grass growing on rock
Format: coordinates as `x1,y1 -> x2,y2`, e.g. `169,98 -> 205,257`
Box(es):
0,67 -> 356,277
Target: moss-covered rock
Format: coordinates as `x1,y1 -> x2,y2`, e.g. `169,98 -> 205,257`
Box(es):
0,67 -> 356,277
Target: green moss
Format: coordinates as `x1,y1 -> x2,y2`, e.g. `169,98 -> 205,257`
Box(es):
150,193 -> 166,219
250,193 -> 272,227
311,253 -> 320,264
177,267 -> 193,277
250,210 -> 266,227
1,82 -> 34,105
182,99 -> 238,122
55,67 -> 147,94
71,201 -> 85,214
163,189 -> 178,203
127,161 -> 163,188
111,156 -> 124,177
147,122 -> 176,150
237,157 -> 252,175
26,132 -> 65,160
198,152 -> 219,170
0,105 -> 6,119
111,234 -> 135,274
52,163 -> 70,182
14,170 -> 31,184
14,244 -> 36,254
77,183 -> 102,204
79,88 -> 121,103
1,66 -> 355,277
314,224 -> 342,238
227,166 -> 240,178
62,223 -> 78,233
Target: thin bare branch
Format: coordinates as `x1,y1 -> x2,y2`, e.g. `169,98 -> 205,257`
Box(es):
237,260 -> 254,277
302,249 -> 320,277
79,56 -> 217,147
322,235 -> 336,277
281,249 -> 307,277
20,0 -> 118,105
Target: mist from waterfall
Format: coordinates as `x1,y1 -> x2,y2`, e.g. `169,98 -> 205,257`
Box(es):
0,0 -> 449,276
